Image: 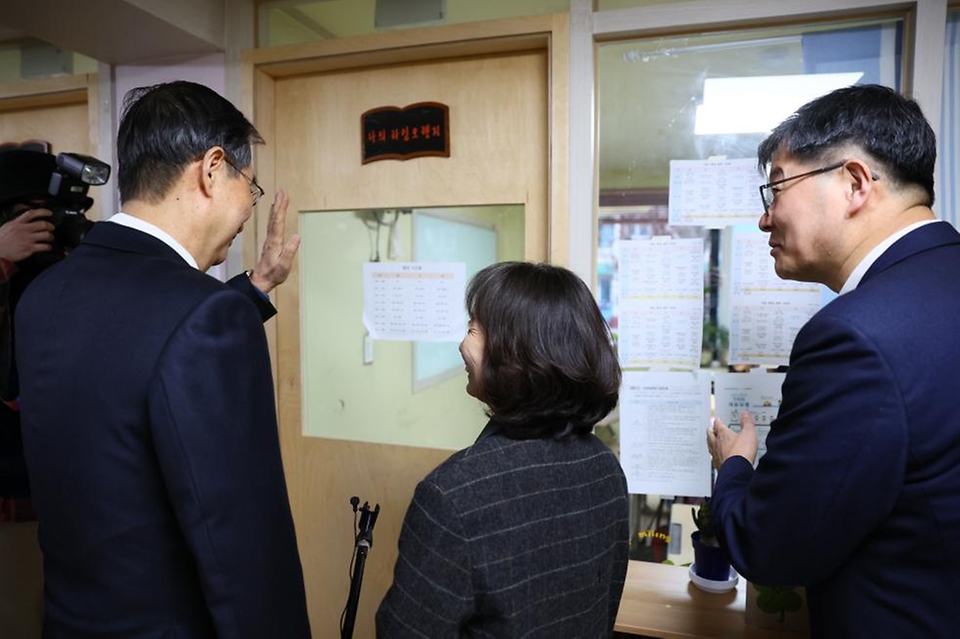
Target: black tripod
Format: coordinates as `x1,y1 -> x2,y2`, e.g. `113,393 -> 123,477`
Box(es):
341,496 -> 380,639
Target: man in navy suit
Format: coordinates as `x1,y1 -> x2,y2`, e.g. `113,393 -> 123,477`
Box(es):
707,84 -> 960,637
15,81 -> 311,637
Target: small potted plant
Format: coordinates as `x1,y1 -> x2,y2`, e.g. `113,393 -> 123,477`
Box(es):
690,499 -> 733,583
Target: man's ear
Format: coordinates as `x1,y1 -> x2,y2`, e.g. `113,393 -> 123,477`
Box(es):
199,147 -> 227,197
845,158 -> 877,216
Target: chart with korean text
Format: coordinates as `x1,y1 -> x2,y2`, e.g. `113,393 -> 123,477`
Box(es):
363,262 -> 466,341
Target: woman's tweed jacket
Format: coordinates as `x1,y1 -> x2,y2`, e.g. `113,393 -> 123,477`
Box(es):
376,423 -> 630,638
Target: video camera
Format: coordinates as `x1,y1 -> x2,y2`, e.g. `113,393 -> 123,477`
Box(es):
0,148 -> 111,255
0,149 -> 110,502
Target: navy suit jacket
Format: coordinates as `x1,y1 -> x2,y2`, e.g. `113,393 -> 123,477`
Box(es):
15,222 -> 310,638
712,221 -> 960,637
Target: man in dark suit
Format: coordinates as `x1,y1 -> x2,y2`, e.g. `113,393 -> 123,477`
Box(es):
15,81 -> 311,638
707,84 -> 960,637
0,147 -> 295,511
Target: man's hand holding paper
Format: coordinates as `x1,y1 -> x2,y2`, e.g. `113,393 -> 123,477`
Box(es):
707,410 -> 758,469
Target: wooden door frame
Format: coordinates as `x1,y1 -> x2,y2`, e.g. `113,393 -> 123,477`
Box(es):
240,17 -> 569,631
0,74 -> 95,114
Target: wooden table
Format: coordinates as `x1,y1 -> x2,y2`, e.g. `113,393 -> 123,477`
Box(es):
615,561 -> 806,638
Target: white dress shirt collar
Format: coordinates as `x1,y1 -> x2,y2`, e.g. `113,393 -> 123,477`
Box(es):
838,219 -> 940,295
107,212 -> 199,270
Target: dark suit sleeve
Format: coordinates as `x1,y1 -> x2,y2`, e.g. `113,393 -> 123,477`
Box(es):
712,312 -> 907,586
376,479 -> 474,637
226,273 -> 277,322
147,288 -> 310,638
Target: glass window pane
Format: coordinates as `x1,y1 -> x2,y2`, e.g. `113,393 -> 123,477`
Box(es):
940,8 -> 959,227
597,17 -> 904,563
258,0 -> 569,47
300,205 -> 524,450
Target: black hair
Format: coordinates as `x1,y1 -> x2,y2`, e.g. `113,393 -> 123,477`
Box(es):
117,80 -> 263,204
465,261 -> 621,440
757,84 -> 936,205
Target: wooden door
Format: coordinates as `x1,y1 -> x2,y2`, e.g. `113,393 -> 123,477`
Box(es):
252,29 -> 557,638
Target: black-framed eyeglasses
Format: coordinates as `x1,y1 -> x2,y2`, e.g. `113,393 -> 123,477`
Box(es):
759,160 -> 848,215
224,157 -> 265,207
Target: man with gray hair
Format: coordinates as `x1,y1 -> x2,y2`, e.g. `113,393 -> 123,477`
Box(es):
708,84 -> 959,637
16,81 -> 311,638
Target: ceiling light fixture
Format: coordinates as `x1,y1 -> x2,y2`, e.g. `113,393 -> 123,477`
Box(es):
694,72 -> 865,135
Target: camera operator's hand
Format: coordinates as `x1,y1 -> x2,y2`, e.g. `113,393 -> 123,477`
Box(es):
0,208 -> 54,263
249,189 -> 300,295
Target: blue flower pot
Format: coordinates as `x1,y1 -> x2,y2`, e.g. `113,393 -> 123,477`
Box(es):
691,531 -> 732,581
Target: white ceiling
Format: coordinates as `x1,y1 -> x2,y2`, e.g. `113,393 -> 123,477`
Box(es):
1,0 -> 224,65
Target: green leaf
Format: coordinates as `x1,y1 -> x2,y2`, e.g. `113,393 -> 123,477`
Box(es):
753,584 -> 803,617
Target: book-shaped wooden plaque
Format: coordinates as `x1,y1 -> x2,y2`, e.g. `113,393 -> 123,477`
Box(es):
361,102 -> 450,164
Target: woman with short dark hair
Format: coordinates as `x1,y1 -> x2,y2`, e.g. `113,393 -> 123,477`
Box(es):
377,261 -> 629,638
